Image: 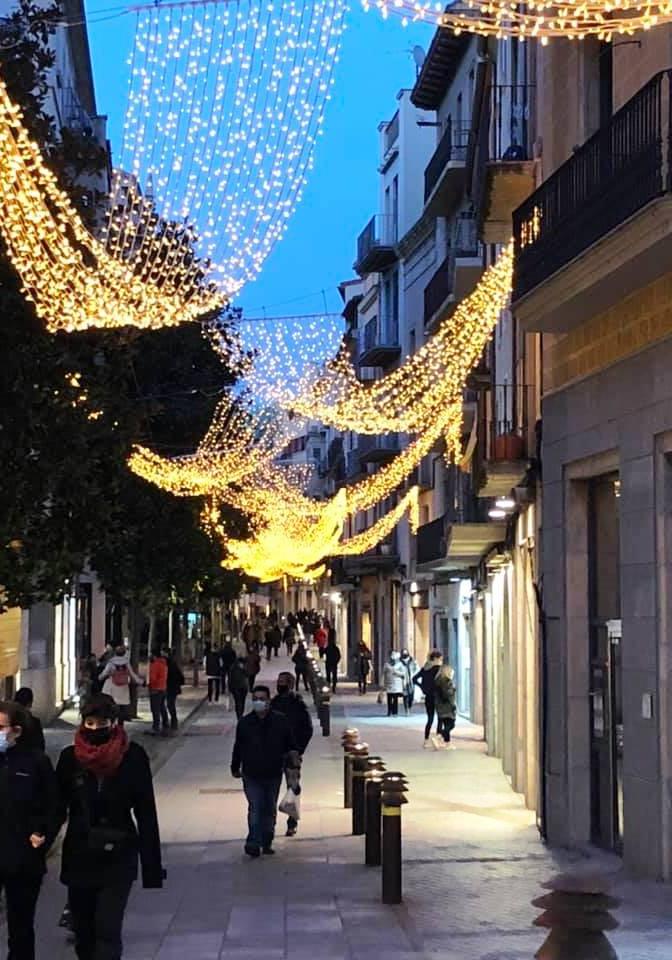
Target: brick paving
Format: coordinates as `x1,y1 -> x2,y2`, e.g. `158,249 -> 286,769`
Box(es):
22,656 -> 672,959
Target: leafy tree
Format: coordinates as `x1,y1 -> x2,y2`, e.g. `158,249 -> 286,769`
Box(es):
0,2 -> 245,620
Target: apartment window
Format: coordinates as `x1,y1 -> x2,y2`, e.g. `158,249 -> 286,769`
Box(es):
456,93 -> 463,142
392,176 -> 399,240
409,327 -> 416,357
312,447 -> 321,461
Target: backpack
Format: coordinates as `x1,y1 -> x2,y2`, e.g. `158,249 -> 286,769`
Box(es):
111,663 -> 130,687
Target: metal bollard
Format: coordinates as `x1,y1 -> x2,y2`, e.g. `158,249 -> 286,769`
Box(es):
364,759 -> 385,866
350,744 -> 370,835
381,771 -> 408,905
533,873 -> 620,959
341,729 -> 359,809
318,685 -> 331,736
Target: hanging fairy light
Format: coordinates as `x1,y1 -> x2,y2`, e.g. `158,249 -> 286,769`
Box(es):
109,0 -> 347,299
362,0 -> 672,42
243,244 -> 513,446
0,77 -> 222,333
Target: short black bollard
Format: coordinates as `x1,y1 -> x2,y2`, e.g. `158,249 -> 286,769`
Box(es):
341,729 -> 359,809
533,873 -> 620,959
381,772 -> 408,905
318,685 -> 331,736
365,769 -> 384,866
350,743 -> 370,835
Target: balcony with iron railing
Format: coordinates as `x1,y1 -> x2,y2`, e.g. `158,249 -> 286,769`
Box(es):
424,215 -> 483,333
354,214 -> 398,276
472,82 -> 536,244
424,126 -> 470,217
358,314 -> 401,368
513,70 -> 672,315
416,478 -> 502,573
477,383 -> 532,498
360,433 -> 400,466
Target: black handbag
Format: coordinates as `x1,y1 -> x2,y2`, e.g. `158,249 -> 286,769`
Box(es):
75,772 -> 132,855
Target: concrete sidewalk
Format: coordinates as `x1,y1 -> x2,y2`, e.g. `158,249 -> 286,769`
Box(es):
26,657 -> 672,959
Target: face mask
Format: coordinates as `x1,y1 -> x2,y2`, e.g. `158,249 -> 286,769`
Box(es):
0,730 -> 12,753
252,700 -> 268,715
82,726 -> 113,746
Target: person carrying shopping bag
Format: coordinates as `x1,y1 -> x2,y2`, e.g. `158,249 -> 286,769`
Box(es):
382,651 -> 406,716
99,644 -> 145,723
271,672 -> 313,837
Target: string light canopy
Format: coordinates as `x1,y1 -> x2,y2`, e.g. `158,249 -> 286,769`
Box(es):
109,0 -> 347,299
361,0 -> 672,41
244,244 -> 513,450
0,77 -> 222,333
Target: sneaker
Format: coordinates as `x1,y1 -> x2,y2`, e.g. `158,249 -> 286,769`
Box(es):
423,739 -> 433,749
244,844 -> 261,858
431,735 -> 443,750
285,826 -> 297,837
262,846 -> 276,855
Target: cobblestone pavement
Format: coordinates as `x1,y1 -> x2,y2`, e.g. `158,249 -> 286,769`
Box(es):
24,657 -> 672,959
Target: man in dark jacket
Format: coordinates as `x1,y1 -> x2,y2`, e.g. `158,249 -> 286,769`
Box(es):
220,640 -> 237,697
231,685 -> 296,857
0,699 -> 59,960
324,640 -> 341,693
271,673 -> 313,837
162,648 -> 185,732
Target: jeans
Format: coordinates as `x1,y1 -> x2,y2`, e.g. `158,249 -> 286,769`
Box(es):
438,717 -> 456,742
0,872 -> 42,960
243,776 -> 282,850
424,695 -> 438,740
166,692 -> 178,729
232,688 -> 247,718
207,677 -> 221,702
325,664 -> 338,692
149,691 -> 168,731
68,880 -> 133,960
386,693 -> 401,716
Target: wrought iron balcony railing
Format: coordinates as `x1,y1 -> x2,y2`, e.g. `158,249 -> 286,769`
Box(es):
513,69 -> 670,301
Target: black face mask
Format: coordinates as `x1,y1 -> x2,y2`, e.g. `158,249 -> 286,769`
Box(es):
277,685 -> 290,696
82,726 -> 113,746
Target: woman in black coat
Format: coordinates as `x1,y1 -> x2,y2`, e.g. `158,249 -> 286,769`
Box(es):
55,694 -> 165,960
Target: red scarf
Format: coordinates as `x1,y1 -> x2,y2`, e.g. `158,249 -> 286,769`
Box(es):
74,724 -> 130,778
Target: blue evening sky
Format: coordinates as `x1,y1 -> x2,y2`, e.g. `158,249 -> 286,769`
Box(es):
86,3 -> 432,321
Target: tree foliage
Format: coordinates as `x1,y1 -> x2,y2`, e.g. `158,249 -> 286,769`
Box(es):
0,2 -> 244,612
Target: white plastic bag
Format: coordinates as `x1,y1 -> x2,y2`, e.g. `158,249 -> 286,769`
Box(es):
278,787 -> 301,820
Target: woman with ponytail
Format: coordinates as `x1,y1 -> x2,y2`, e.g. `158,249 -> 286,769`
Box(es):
55,694 -> 165,960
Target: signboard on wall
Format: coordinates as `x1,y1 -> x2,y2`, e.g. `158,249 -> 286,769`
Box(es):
0,608 -> 21,678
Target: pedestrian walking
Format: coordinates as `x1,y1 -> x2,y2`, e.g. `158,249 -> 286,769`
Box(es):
355,641 -> 372,694
55,694 -> 165,960
13,687 -> 45,752
204,645 -> 223,703
99,644 -> 145,723
314,621 -> 328,658
434,664 -> 457,748
0,699 -> 58,960
270,623 -> 282,658
230,685 -> 296,857
220,640 -> 236,700
264,627 -> 274,662
283,623 -> 296,655
324,638 -> 341,693
382,651 -> 406,716
292,642 -> 310,692
245,648 -> 261,692
399,648 -> 419,714
147,648 -> 169,735
163,648 -> 184,732
270,672 -> 313,837
229,657 -> 250,718
413,650 -> 443,747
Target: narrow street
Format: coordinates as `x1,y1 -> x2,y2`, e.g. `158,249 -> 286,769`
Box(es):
30,657 -> 672,960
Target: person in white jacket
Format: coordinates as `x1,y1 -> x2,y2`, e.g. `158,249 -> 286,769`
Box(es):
98,644 -> 145,722
382,651 -> 406,717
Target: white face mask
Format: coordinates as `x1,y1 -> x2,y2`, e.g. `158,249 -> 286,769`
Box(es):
0,730 -> 13,753
252,700 -> 268,715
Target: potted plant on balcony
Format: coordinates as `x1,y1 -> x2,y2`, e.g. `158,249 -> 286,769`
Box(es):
493,431 -> 525,461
